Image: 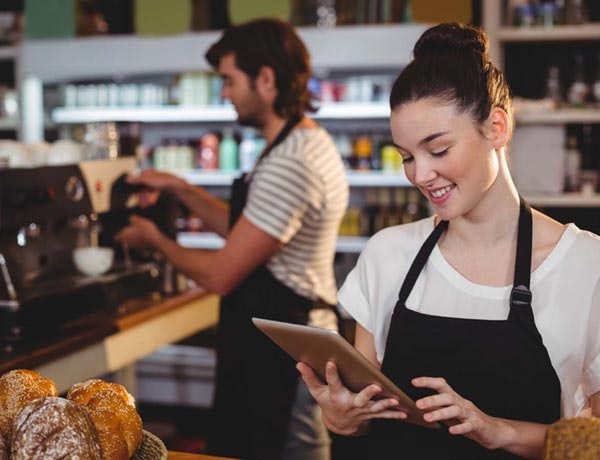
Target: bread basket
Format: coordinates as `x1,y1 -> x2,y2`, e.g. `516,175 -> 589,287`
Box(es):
132,430 -> 168,460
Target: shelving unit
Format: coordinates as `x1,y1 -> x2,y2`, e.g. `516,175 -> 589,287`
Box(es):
178,169 -> 409,188
0,118 -> 18,130
483,0 -> 600,218
498,24 -> 600,43
51,102 -> 390,124
18,23 -> 428,143
525,193 -> 600,208
177,231 -> 370,254
0,45 -> 19,137
0,45 -> 17,60
515,108 -> 600,125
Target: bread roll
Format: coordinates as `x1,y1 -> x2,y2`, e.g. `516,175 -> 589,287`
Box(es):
0,369 -> 58,440
68,380 -> 142,459
11,396 -> 102,460
0,431 -> 8,460
67,378 -> 136,408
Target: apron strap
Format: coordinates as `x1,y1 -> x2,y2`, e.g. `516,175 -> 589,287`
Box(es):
397,219 -> 448,306
508,197 -> 545,346
510,196 -> 533,308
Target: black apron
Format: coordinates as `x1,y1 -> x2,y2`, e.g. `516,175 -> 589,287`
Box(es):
367,197 -> 562,459
207,118 -> 323,460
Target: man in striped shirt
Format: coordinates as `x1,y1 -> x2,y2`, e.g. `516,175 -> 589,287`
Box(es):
116,18 -> 348,460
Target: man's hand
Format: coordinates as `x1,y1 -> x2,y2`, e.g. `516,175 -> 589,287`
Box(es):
114,215 -> 163,250
127,169 -> 186,208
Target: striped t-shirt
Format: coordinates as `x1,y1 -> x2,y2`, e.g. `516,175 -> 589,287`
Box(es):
244,127 -> 349,306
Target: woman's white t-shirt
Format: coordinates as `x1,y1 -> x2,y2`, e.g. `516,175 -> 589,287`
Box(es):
339,216 -> 600,417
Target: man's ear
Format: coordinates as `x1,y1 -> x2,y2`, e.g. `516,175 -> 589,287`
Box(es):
255,65 -> 277,99
488,107 -> 511,149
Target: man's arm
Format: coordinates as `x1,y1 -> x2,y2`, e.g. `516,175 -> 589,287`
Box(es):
128,170 -> 231,237
169,181 -> 230,237
154,215 -> 281,295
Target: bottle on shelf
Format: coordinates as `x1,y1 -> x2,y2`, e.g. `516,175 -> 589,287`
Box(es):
374,187 -> 391,232
579,124 -> 598,195
380,144 -> 402,172
239,128 -> 259,172
360,188 -> 378,236
564,135 -> 582,192
354,135 -> 373,171
388,188 -> 406,227
197,133 -> 219,170
566,53 -> 590,108
592,53 -> 600,107
335,133 -> 354,169
402,188 -> 423,224
219,127 -> 238,171
339,207 -> 361,237
544,64 -> 563,106
564,0 -> 588,24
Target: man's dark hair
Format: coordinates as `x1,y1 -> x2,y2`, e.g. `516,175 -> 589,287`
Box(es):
205,18 -> 316,120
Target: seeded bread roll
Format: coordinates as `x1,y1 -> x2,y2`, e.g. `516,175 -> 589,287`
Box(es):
11,396 -> 102,460
68,380 -> 142,459
0,369 -> 58,441
67,378 -> 136,408
0,431 -> 8,460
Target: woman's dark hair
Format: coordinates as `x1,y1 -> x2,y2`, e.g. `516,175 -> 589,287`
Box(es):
390,22 -> 513,131
205,18 -> 316,120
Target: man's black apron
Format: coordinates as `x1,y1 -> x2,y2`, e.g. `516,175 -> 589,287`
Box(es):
207,118 -> 322,460
366,198 -> 561,459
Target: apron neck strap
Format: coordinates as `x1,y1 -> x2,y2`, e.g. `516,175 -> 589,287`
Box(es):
510,196 -> 533,308
397,218 -> 448,305
257,116 -> 302,165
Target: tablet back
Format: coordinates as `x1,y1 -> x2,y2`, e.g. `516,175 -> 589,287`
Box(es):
252,317 -> 438,429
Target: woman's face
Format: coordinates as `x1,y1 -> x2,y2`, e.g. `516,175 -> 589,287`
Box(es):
390,97 -> 499,221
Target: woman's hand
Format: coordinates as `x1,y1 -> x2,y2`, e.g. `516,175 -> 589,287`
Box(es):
297,361 -> 407,436
114,215 -> 164,250
413,376 -> 504,450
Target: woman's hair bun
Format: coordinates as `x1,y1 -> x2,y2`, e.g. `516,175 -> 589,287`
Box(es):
413,22 -> 488,60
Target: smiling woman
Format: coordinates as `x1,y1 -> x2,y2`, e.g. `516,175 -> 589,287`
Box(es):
298,22 -> 600,460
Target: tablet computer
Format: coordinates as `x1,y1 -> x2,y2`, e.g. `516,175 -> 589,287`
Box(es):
252,317 -> 439,429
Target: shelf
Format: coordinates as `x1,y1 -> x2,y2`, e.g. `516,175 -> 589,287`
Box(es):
52,106 -> 237,123
345,170 -> 410,187
498,24 -> 600,42
177,232 -> 224,250
0,118 -> 18,130
0,45 -> 17,60
178,232 -> 369,254
20,24 -> 429,83
51,102 -> 391,124
178,170 -> 239,186
334,236 -> 369,253
524,193 -> 600,207
178,169 -> 410,187
515,108 -> 600,125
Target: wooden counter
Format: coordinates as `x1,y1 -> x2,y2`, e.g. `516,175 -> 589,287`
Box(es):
168,452 -> 236,460
0,288 -> 219,393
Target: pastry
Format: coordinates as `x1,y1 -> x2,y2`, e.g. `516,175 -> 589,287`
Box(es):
0,369 -> 58,441
11,396 -> 102,460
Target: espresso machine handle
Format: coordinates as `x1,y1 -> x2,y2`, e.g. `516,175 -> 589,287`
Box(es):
0,252 -> 17,301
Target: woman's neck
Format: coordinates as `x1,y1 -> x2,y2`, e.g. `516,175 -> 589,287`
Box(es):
444,158 -> 521,249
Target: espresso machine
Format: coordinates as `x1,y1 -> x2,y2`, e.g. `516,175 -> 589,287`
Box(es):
0,158 -> 180,345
